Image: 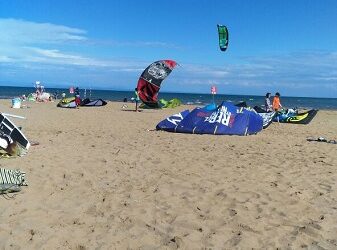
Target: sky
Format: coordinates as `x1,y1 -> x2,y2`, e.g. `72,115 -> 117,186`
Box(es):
1,0 -> 337,98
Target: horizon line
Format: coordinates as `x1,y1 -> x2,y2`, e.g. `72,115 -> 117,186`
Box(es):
0,84 -> 336,99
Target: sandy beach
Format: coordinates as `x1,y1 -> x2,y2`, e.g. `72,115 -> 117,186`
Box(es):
0,99 -> 336,249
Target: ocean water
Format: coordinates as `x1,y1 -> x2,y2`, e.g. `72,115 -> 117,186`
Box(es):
0,86 -> 336,110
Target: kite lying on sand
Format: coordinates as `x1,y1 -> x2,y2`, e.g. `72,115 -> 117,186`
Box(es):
156,101 -> 263,135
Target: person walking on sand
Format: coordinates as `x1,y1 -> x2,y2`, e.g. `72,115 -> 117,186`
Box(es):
135,88 -> 140,112
264,92 -> 272,112
272,92 -> 282,111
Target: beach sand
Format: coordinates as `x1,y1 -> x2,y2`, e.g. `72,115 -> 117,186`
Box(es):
0,99 -> 336,249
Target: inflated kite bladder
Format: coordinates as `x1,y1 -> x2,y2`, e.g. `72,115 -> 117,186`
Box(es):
0,134 -> 12,149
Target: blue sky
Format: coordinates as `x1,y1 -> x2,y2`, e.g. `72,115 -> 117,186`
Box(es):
1,0 -> 337,97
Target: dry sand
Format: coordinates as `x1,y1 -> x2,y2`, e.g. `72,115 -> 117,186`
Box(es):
0,99 -> 336,249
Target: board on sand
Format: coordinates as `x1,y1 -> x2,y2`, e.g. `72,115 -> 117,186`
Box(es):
0,114 -> 30,150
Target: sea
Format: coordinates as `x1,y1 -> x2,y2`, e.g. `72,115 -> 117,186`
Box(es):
0,86 -> 336,110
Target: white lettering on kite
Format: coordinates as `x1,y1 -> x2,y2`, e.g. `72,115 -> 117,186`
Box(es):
167,113 -> 184,126
205,106 -> 231,126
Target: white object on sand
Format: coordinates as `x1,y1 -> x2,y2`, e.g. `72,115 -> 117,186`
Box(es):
2,113 -> 26,120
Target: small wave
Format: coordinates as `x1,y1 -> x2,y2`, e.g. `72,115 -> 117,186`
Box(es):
0,95 -> 15,99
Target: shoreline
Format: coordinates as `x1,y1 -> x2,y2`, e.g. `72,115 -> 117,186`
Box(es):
0,87 -> 336,110
1,98 -> 337,112
0,85 -> 336,99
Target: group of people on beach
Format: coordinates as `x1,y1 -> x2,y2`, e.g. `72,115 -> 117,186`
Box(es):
265,92 -> 282,112
133,89 -> 283,113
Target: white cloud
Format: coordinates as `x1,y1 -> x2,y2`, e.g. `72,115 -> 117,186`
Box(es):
0,18 -> 87,44
26,47 -> 109,66
170,51 -> 337,96
91,40 -> 181,49
0,18 -> 336,97
0,55 -> 13,62
0,18 -> 92,66
181,64 -> 230,77
0,18 -> 152,71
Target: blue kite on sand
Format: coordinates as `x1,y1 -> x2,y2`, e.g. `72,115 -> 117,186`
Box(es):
156,110 -> 190,132
156,101 -> 263,135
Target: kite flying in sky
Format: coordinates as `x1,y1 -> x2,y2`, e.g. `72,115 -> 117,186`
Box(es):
217,24 -> 229,52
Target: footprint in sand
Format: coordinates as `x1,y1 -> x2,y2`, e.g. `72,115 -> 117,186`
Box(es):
229,209 -> 237,216
318,183 -> 332,192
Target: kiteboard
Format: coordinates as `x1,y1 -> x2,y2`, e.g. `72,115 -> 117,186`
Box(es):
0,113 -> 30,150
273,109 -> 318,124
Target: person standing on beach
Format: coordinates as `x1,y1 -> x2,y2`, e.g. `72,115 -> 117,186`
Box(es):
265,92 -> 272,112
272,92 -> 282,111
75,94 -> 81,107
74,87 -> 81,107
135,88 -> 140,112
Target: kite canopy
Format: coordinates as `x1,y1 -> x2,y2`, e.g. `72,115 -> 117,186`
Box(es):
0,113 -> 30,151
157,102 -> 263,135
57,98 -> 107,108
156,110 -> 190,132
217,24 -> 229,51
137,60 -> 177,108
57,97 -> 77,108
81,98 -> 107,107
